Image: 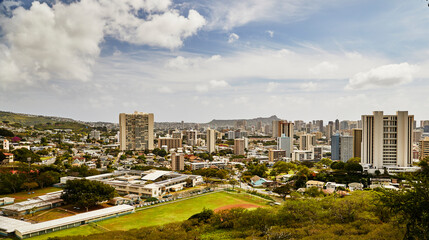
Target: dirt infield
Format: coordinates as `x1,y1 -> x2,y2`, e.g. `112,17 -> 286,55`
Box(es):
214,204 -> 262,212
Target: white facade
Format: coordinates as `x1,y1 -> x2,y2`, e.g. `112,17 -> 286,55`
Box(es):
2,139 -> 9,151
361,111 -> 414,169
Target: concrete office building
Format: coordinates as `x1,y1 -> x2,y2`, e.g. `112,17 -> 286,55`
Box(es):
185,130 -> 197,146
331,134 -> 353,162
361,111 -> 414,169
413,129 -> 423,143
331,134 -> 340,160
89,130 -> 101,140
277,134 -> 292,157
340,136 -> 353,162
206,128 -> 216,153
299,134 -> 315,151
171,152 -> 184,171
119,111 -> 154,151
158,137 -> 182,151
352,129 -> 362,158
272,120 -> 294,154
419,137 -> 429,160
234,138 -> 246,155
268,149 -> 286,162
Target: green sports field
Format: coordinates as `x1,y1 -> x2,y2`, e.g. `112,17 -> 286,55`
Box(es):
28,191 -> 269,240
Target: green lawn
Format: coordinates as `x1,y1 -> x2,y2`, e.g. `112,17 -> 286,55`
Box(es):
0,187 -> 61,203
28,191 -> 269,240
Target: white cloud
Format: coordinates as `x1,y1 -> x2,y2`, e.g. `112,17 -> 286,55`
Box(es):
0,0 -> 205,87
228,33 -> 239,43
346,63 -> 418,90
309,61 -> 339,76
267,30 -> 274,38
158,86 -> 173,93
195,85 -> 209,93
205,0 -> 337,30
209,79 -> 229,88
300,82 -> 318,91
266,82 -> 278,92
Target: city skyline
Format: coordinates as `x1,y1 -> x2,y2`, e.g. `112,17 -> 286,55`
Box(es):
2,1 -> 429,123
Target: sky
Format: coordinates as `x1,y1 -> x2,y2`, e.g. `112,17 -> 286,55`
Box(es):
1,0 -> 429,123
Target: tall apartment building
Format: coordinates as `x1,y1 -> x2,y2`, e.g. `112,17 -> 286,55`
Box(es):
206,128 -> 216,153
352,129 -> 362,158
361,111 -> 414,168
419,137 -> 429,160
171,152 -> 184,171
413,129 -> 423,143
316,120 -> 324,132
234,138 -> 246,155
158,137 -> 182,151
277,134 -> 292,157
185,130 -> 197,146
299,134 -> 315,151
272,120 -> 294,154
340,136 -> 353,162
90,130 -> 101,140
268,149 -> 286,162
119,111 -> 154,151
331,134 -> 353,162
335,119 -> 340,132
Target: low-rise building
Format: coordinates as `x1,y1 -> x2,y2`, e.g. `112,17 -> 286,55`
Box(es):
306,180 -> 324,189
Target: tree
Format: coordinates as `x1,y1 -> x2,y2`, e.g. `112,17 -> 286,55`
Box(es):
320,158 -> 333,167
229,179 -> 238,189
331,161 -> 345,170
62,179 -> 116,211
37,171 -> 61,188
0,128 -> 14,137
12,148 -> 40,163
273,184 -> 292,200
21,182 -> 39,191
377,170 -> 429,239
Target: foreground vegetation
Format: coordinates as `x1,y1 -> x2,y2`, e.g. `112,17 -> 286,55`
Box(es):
48,191 -> 405,240
27,191 -> 267,240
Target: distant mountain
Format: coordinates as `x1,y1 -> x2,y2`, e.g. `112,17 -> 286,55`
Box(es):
207,115 -> 280,128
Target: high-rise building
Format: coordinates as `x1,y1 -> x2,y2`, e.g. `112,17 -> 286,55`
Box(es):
316,120 -> 324,132
272,120 -> 294,153
158,137 -> 182,151
234,138 -> 246,155
119,111 -> 154,151
331,134 -> 340,160
352,129 -> 362,158
340,136 -> 353,162
421,120 -> 429,128
299,134 -> 315,151
272,120 -> 294,138
207,128 -> 216,153
90,130 -> 101,140
277,134 -> 292,157
413,129 -> 423,143
331,134 -> 353,162
185,130 -> 197,146
361,111 -> 414,168
256,121 -> 263,131
335,119 -> 340,132
268,149 -> 286,162
172,130 -> 182,139
171,152 -> 184,171
419,137 -> 429,160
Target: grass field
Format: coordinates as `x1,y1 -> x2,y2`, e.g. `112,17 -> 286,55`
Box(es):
0,187 -> 61,203
28,191 -> 269,240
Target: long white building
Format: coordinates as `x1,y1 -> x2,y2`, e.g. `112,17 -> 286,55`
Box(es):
361,111 -> 414,169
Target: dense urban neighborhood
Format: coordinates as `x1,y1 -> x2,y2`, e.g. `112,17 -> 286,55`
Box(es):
0,111 -> 428,239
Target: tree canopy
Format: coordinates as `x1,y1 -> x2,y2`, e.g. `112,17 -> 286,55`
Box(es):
61,179 -> 116,211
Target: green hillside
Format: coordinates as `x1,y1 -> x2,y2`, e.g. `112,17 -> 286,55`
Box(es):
0,111 -> 77,126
